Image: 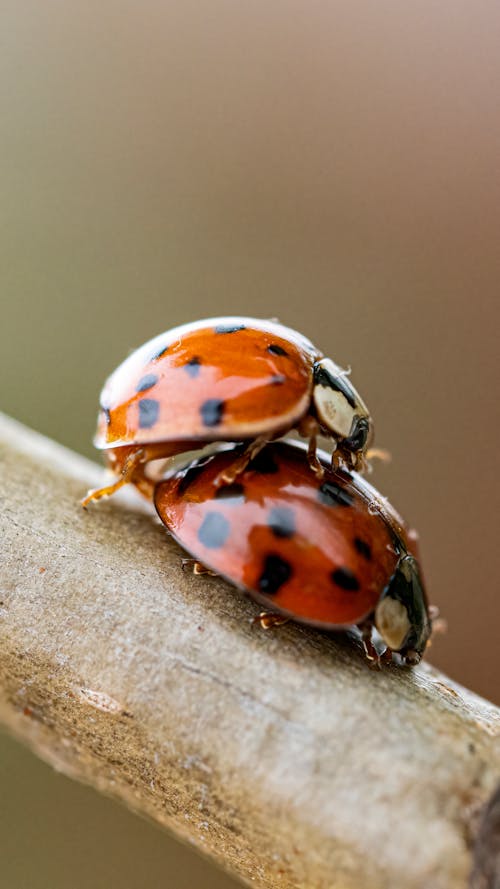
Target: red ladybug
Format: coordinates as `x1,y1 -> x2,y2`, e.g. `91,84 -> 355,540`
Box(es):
82,317 -> 373,506
154,441 -> 432,665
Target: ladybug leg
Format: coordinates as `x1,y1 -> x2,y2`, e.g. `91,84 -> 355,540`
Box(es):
380,646 -> 394,665
330,444 -> 342,472
253,611 -> 290,630
359,621 -> 384,668
307,430 -> 324,478
427,606 -> 447,642
181,558 -> 217,577
298,415 -> 324,479
215,435 -> 268,487
366,447 -> 392,465
81,448 -> 152,507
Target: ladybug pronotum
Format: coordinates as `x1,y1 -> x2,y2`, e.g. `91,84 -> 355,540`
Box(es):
82,317 -> 373,506
154,441 -> 432,665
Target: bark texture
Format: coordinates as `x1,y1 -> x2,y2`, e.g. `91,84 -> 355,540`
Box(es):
1,413 -> 499,889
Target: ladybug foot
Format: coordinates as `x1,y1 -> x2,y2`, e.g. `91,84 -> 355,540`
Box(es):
81,476 -> 129,508
307,436 -> 325,479
363,640 -> 382,668
359,621 -> 393,668
81,448 -> 151,508
363,643 -> 394,669
181,558 -> 217,577
253,611 -> 290,630
298,415 -> 325,479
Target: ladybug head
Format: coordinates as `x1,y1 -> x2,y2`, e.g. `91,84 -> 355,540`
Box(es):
374,554 -> 432,665
312,359 -> 373,469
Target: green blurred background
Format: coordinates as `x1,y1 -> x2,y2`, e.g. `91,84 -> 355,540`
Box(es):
1,2 -> 499,887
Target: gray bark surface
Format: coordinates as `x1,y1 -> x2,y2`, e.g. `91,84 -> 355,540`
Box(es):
1,413 -> 499,888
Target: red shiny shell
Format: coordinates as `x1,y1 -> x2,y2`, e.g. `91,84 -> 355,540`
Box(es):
155,442 -> 411,628
96,317 -> 320,449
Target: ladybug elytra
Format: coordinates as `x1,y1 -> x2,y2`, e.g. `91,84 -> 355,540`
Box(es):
154,441 -> 432,666
82,317 -> 373,506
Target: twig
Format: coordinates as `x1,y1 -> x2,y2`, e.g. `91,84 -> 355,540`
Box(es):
1,412 -> 499,889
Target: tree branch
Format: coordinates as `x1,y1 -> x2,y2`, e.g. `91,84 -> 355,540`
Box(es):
1,412 -> 499,889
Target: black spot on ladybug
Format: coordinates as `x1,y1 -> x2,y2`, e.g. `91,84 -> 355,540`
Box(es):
313,363 -> 357,409
354,537 -> 372,561
331,567 -> 360,591
248,450 -> 279,474
214,482 -> 245,502
267,343 -> 288,357
258,554 -> 292,594
200,399 -> 225,427
136,373 -> 159,393
268,507 -> 295,538
270,374 -> 286,385
214,323 -> 246,334
151,345 -> 169,361
318,481 -> 354,508
197,512 -> 230,549
138,398 -> 160,429
177,457 -> 212,495
184,356 -> 201,378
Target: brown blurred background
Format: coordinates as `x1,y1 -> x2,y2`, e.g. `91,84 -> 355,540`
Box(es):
1,2 -> 499,887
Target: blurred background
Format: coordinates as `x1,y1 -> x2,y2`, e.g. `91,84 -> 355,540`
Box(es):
1,1 -> 499,886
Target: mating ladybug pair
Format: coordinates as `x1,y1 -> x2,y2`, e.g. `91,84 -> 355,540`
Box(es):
83,316 -> 432,666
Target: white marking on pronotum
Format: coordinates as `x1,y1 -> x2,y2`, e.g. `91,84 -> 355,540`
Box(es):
312,357 -> 369,440
375,597 -> 411,652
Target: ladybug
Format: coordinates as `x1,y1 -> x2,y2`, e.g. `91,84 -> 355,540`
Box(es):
83,317 -> 373,506
154,440 -> 432,665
